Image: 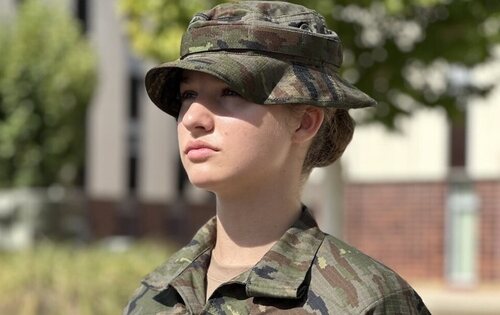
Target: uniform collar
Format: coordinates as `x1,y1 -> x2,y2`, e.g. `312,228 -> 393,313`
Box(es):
142,216 -> 216,290
142,206 -> 325,300
242,208 -> 325,299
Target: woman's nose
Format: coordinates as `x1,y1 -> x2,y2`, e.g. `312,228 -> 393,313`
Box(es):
179,100 -> 215,133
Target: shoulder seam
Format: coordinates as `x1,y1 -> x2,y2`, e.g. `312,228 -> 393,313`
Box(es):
359,287 -> 414,313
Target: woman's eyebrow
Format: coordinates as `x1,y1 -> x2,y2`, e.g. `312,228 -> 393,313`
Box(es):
180,76 -> 191,84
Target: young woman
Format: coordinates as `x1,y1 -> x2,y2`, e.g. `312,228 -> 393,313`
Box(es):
124,1 -> 431,314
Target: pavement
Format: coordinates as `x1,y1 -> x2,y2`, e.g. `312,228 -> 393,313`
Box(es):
413,283 -> 500,315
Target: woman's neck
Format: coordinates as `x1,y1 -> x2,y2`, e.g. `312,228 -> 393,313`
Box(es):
212,180 -> 302,267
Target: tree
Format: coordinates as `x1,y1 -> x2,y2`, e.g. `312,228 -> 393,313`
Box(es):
118,0 -> 500,128
0,0 -> 97,188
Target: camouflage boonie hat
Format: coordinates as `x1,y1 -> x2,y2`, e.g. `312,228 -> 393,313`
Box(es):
145,1 -> 376,118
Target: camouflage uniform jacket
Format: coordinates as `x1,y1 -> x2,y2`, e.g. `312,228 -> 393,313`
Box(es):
124,208 -> 430,314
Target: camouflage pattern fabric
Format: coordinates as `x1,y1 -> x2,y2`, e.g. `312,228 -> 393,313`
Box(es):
145,1 -> 377,118
123,208 -> 431,314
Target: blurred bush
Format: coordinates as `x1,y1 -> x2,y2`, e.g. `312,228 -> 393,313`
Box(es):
0,241 -> 172,315
0,0 -> 96,188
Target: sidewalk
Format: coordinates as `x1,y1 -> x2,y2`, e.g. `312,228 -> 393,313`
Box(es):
414,283 -> 500,315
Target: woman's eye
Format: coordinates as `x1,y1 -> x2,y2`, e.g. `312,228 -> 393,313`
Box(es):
180,90 -> 196,101
222,88 -> 241,97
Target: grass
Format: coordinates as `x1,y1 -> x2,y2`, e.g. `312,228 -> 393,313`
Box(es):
0,241 -> 172,315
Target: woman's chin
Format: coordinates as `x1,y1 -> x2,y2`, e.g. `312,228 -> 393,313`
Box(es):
187,174 -> 244,196
187,175 -> 221,191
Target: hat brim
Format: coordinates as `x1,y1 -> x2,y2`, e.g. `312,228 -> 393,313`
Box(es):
145,52 -> 376,118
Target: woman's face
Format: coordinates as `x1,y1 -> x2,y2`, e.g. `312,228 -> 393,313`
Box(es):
177,70 -> 297,194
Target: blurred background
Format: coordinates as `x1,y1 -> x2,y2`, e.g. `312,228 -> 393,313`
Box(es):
0,0 -> 499,314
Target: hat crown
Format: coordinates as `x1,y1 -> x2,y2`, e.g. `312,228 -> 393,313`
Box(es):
180,1 -> 342,67
188,1 -> 335,37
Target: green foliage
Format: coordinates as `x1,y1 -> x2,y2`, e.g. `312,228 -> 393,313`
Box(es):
0,241 -> 171,315
118,0 -> 232,62
118,0 -> 500,129
0,0 -> 97,188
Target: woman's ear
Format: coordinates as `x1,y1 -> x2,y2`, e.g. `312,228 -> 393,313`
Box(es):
292,106 -> 324,144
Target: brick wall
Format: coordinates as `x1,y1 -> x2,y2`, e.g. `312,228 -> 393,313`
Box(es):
345,180 -> 500,283
476,180 -> 500,282
344,182 -> 447,281
87,198 -> 216,244
87,180 -> 500,283
88,199 -> 121,238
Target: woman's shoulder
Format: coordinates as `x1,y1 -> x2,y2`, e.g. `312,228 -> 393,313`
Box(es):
308,234 -> 429,314
316,234 -> 407,286
141,216 -> 217,289
123,242 -> 213,315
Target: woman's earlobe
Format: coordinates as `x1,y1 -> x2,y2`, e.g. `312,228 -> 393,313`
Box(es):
293,107 -> 324,143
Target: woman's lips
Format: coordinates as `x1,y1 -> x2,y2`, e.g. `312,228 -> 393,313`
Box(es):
184,141 -> 219,161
